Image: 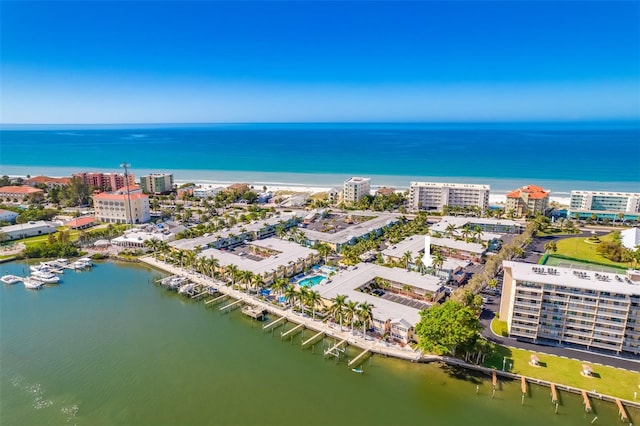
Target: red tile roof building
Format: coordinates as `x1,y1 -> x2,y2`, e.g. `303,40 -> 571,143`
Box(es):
0,185 -> 44,201
66,216 -> 97,230
506,185 -> 549,217
25,176 -> 71,188
72,172 -> 135,191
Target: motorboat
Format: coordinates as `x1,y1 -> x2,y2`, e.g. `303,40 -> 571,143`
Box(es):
31,271 -> 60,284
23,278 -> 43,289
1,275 -> 22,285
78,257 -> 93,266
178,283 -> 195,295
30,263 -> 52,273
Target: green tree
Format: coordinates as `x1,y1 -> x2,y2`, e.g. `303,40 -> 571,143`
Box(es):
543,241 -> 558,253
414,301 -> 481,356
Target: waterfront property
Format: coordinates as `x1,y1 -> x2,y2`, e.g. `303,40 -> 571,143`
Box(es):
430,216 -> 524,235
0,185 -> 44,203
111,224 -> 176,249
313,263 -> 445,343
93,188 -> 151,224
0,220 -> 57,241
199,237 -> 319,285
72,171 -> 135,191
505,185 -> 550,217
343,177 -> 371,204
139,173 -> 174,194
170,213 -> 301,251
568,190 -> 640,221
300,212 -> 401,252
408,181 -> 490,212
500,261 -> 640,355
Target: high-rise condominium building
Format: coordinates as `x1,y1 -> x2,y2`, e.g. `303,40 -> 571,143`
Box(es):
408,182 -> 490,212
568,190 -> 640,221
140,173 -> 174,194
343,177 -> 371,204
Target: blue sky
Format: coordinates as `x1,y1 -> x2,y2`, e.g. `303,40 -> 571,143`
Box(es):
1,1 -> 639,123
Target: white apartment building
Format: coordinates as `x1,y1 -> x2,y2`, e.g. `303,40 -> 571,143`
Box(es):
343,177 -> 371,204
409,182 -> 490,212
93,189 -> 151,224
500,261 -> 640,355
140,173 -> 174,194
568,190 -> 640,221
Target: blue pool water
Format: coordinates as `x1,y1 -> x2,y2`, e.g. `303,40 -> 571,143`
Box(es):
298,275 -> 326,288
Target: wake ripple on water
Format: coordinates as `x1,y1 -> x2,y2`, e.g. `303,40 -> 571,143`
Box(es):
10,375 -> 80,423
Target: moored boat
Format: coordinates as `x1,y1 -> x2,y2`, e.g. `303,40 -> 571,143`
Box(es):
1,274 -> 23,285
23,278 -> 43,289
178,283 -> 195,295
31,271 -> 61,284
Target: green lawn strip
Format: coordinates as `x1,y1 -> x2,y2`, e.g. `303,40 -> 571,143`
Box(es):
490,318 -> 508,337
484,345 -> 638,400
554,233 -> 632,269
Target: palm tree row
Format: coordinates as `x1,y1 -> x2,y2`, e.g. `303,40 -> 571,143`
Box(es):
327,294 -> 374,337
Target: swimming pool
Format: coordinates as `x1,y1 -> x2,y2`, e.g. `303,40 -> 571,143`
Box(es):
297,274 -> 327,288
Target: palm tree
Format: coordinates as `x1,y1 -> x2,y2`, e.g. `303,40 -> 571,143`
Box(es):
432,251 -> 444,275
157,241 -> 170,262
250,274 -> 264,294
472,225 -> 483,243
271,277 -> 288,298
206,257 -> 219,279
414,256 -> 425,274
144,238 -> 159,257
306,290 -> 322,320
184,250 -> 197,271
283,284 -> 297,308
240,270 -> 254,292
345,301 -> 359,333
445,223 -> 457,238
225,264 -> 239,286
297,286 -> 310,315
461,225 -> 472,242
329,294 -> 348,331
544,241 -> 558,253
357,302 -> 374,338
315,242 -> 332,263
401,250 -> 413,271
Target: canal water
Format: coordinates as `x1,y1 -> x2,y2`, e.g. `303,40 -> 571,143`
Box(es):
1,261 -> 637,425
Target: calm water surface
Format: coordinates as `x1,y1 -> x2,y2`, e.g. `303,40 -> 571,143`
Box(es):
1,261 -> 636,425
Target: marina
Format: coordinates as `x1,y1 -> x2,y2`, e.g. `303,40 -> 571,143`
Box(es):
1,259 -> 638,425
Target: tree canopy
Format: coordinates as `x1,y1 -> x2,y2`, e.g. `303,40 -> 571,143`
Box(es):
414,301 -> 481,356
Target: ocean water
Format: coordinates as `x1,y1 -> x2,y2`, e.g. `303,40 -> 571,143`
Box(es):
1,123 -> 639,194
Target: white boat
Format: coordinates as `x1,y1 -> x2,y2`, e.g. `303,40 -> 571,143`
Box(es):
55,258 -> 69,265
70,261 -> 89,270
178,283 -> 195,295
30,263 -> 52,273
1,275 -> 22,285
23,278 -> 43,289
31,271 -> 60,284
78,257 -> 93,266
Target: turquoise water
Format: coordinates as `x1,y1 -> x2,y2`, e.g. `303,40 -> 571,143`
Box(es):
1,123 -> 639,194
298,274 -> 327,288
1,260 -> 638,425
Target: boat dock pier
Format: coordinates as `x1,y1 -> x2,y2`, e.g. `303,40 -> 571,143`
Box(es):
205,294 -> 228,305
325,339 -> 347,358
220,299 -> 243,313
242,305 -> 267,321
348,348 -> 371,368
581,390 -> 592,412
301,331 -> 324,348
281,323 -> 304,340
263,316 -> 287,332
616,399 -> 628,422
521,376 -> 527,394
550,383 -> 558,404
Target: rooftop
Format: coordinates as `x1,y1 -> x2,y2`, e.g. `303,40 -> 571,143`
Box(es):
65,216 -> 96,228
571,190 -> 640,197
410,181 -> 490,190
507,185 -> 549,200
199,237 -> 316,276
301,212 -> 401,245
0,185 -> 44,194
1,220 -> 55,232
431,236 -> 486,254
504,261 -> 640,296
345,177 -> 371,183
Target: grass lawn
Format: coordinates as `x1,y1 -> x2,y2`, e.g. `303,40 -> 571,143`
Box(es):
484,345 -> 640,400
553,232 -> 633,269
490,318 -> 508,337
18,228 -> 82,248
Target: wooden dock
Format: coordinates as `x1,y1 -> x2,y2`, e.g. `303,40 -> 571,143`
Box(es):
242,305 -> 267,320
281,323 -> 304,340
550,383 -> 558,404
263,316 -> 286,331
301,331 -> 324,348
325,339 -> 347,358
616,399 -> 628,422
220,299 -> 243,312
521,376 -> 527,394
582,390 -> 592,412
348,348 -> 371,368
205,294 -> 228,305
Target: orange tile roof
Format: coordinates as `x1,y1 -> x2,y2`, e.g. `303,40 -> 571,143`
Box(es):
66,216 -> 96,228
25,176 -> 71,185
0,185 -> 44,194
506,185 -> 549,200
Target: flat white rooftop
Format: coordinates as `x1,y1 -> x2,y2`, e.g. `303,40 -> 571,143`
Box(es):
410,182 -> 490,190
382,235 -> 425,259
301,212 -> 401,245
504,261 -> 640,296
430,216 -> 522,233
199,237 -> 316,276
170,213 -> 301,250
431,236 -> 485,254
314,264 -> 442,325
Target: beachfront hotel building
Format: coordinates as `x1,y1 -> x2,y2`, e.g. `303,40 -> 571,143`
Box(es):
505,185 -> 549,217
408,182 -> 490,212
93,189 -> 151,224
140,173 -> 174,195
500,261 -> 640,355
73,172 -> 135,191
343,177 -> 371,204
568,190 -> 640,221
